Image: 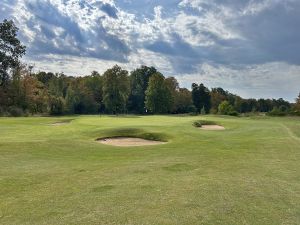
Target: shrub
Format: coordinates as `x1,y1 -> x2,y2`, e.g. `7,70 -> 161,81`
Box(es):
267,106 -> 287,116
290,110 -> 300,116
193,120 -> 217,127
228,111 -> 239,116
8,106 -> 24,117
218,101 -> 239,116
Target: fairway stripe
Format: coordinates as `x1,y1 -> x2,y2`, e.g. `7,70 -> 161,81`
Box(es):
281,124 -> 300,142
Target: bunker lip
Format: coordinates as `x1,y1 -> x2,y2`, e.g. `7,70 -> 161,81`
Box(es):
199,125 -> 225,130
96,137 -> 166,147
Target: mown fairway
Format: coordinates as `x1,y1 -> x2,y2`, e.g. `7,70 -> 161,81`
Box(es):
0,115 -> 299,225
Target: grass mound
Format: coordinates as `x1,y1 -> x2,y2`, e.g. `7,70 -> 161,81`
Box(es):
193,120 -> 217,128
96,128 -> 168,142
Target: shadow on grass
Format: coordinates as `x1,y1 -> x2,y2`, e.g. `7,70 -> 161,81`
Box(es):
96,128 -> 169,142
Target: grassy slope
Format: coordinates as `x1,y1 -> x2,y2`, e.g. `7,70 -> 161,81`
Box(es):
0,115 -> 299,225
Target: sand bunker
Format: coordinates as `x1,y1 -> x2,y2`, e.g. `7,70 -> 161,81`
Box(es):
97,137 -> 165,147
199,125 -> 225,130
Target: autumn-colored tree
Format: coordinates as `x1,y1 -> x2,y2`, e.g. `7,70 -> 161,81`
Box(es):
210,88 -> 227,113
293,92 -> 300,113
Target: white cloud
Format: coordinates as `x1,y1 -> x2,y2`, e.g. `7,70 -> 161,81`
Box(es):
176,62 -> 300,101
25,48 -> 172,77
2,0 -> 300,101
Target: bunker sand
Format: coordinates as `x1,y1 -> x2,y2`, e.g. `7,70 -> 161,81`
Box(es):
97,137 -> 166,146
199,125 -> 225,130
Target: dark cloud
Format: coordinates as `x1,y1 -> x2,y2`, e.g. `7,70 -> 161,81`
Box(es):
146,34 -> 198,58
232,1 -> 300,65
21,0 -> 130,62
100,3 -> 118,18
1,0 -> 300,101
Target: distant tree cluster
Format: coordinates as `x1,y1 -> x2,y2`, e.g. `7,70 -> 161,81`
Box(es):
0,19 -> 299,117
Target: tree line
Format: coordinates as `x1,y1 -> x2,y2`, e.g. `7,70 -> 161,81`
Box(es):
1,19 -> 300,117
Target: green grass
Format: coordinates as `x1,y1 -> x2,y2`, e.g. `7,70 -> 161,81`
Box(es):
0,115 -> 299,225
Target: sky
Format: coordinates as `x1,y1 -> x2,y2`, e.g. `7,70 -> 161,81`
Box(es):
1,0 -> 300,102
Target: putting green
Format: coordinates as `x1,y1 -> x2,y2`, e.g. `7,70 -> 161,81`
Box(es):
0,115 -> 299,225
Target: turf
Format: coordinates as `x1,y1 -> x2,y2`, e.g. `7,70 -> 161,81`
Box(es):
0,115 -> 299,225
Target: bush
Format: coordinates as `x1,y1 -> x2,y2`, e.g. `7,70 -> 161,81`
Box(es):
193,120 -> 217,127
228,111 -> 239,116
267,107 -> 287,116
218,101 -> 239,116
8,106 -> 25,117
290,110 -> 300,116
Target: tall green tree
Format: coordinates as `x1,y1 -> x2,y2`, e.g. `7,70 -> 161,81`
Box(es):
191,83 -> 211,113
165,76 -> 178,112
128,66 -> 157,113
84,71 -> 103,112
257,98 -> 273,112
103,65 -> 130,114
0,19 -> 26,86
145,73 -> 172,114
174,88 -> 194,113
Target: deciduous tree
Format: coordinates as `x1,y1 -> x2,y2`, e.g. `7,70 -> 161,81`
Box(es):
128,66 -> 157,113
103,65 -> 130,114
0,19 -> 26,86
145,73 -> 172,114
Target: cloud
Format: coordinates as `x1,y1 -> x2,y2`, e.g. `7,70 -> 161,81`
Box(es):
176,62 -> 300,101
1,0 -> 300,101
12,0 -> 130,61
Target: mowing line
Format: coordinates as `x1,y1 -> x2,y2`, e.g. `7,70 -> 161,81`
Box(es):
281,124 -> 300,142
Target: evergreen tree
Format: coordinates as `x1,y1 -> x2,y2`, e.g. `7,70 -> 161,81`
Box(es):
191,83 -> 211,113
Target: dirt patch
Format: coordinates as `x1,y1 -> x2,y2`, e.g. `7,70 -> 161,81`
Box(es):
97,137 -> 166,147
199,125 -> 225,130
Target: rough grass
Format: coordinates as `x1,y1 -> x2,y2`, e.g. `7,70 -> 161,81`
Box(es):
0,115 -> 300,225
